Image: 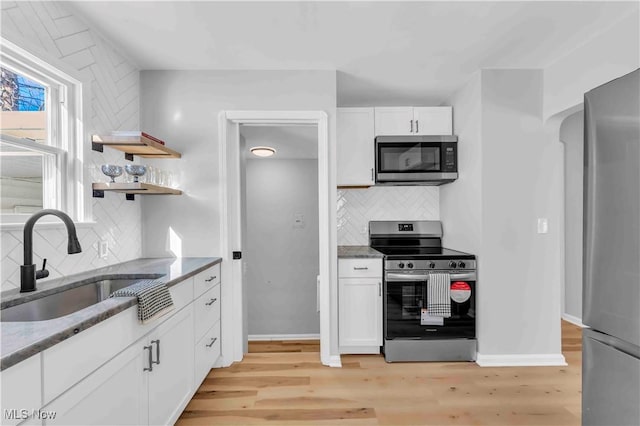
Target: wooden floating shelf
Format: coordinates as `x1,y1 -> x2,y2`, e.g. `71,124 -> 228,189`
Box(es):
92,182 -> 182,201
92,134 -> 181,160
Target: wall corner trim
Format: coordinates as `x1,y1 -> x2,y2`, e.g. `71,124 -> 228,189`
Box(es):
476,353 -> 567,367
328,355 -> 342,368
562,314 -> 586,328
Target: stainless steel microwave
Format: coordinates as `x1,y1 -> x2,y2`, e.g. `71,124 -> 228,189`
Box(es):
375,135 -> 458,185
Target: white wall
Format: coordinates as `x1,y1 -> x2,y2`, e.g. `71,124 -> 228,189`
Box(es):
0,1 -> 141,291
544,10 -> 640,119
441,73 -> 482,255
337,186 -> 439,245
559,110 -> 584,322
480,69 -> 563,357
139,70 -> 337,357
139,70 -> 336,257
245,159 -> 319,336
443,69 -> 564,362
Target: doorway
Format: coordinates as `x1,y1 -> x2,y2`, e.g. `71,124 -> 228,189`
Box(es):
239,124 -> 320,348
217,111 -> 337,368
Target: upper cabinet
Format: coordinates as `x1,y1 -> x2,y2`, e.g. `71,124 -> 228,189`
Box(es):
337,108 -> 375,187
374,106 -> 452,136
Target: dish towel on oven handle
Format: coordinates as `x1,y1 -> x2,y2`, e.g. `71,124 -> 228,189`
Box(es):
427,272 -> 451,318
110,279 -> 174,324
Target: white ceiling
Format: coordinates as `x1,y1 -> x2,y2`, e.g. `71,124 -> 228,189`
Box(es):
240,125 -> 318,160
69,1 -> 638,105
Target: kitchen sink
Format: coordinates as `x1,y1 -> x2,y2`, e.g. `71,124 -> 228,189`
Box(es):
0,275 -> 164,322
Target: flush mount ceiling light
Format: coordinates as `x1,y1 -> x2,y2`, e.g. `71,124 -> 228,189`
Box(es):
250,146 -> 276,157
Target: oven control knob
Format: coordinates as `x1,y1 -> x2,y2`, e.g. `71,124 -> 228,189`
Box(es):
449,261 -> 458,268
398,263 -> 405,269
407,263 -> 414,269
429,262 -> 436,269
458,261 -> 466,268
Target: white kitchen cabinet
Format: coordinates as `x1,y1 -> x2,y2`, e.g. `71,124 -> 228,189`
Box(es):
337,107 -> 375,186
0,354 -> 42,426
413,107 -> 453,135
44,305 -> 194,426
339,258 -> 383,354
147,305 -> 195,426
374,106 -> 452,136
44,339 -> 148,426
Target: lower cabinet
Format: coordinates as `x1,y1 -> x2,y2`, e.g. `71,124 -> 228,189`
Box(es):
146,305 -> 195,425
37,262 -> 222,426
44,338 -> 147,425
338,258 -> 383,354
45,306 -> 194,426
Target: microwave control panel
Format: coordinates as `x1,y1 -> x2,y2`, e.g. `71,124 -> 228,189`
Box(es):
442,144 -> 457,172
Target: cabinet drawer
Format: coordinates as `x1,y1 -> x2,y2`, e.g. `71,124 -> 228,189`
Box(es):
194,321 -> 221,386
339,258 -> 382,278
194,264 -> 221,298
194,284 -> 221,342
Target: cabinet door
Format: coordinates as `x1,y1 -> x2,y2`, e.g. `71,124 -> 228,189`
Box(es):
147,306 -> 195,426
44,340 -> 147,426
339,277 -> 382,353
413,107 -> 452,135
337,108 -> 375,186
374,107 -> 414,136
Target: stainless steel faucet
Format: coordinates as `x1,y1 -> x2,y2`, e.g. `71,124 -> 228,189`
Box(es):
20,209 -> 82,293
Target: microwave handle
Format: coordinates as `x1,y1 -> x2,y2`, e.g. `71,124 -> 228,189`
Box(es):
386,272 -> 476,282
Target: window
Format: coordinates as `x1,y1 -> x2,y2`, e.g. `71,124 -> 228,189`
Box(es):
0,38 -> 84,224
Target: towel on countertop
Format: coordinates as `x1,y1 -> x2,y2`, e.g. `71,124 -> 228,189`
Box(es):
427,272 -> 451,318
110,280 -> 174,323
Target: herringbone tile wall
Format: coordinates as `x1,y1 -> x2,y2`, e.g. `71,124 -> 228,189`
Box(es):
337,186 -> 439,245
1,1 -> 142,291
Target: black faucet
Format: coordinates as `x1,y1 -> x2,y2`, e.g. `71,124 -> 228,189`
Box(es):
20,209 -> 82,293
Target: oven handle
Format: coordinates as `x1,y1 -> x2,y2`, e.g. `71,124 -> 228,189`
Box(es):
386,272 -> 476,282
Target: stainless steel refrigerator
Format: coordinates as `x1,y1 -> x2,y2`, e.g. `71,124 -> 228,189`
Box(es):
582,68 -> 640,426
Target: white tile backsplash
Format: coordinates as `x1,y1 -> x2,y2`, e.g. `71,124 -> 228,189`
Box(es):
337,186 -> 440,245
1,1 -> 141,291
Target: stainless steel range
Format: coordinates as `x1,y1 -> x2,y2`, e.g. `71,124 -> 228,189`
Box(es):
370,220 -> 477,362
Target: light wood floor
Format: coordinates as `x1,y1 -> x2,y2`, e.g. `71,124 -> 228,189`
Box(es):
177,321 -> 582,425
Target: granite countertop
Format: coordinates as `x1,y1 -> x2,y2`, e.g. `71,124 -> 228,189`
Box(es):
338,245 -> 384,259
0,257 -> 221,371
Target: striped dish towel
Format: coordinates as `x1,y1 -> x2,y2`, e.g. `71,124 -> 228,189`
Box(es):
110,280 -> 174,323
427,272 -> 451,318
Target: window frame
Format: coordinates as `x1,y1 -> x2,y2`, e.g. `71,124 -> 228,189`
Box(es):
1,37 -> 87,226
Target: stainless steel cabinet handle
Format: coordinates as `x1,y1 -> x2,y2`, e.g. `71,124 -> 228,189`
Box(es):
205,297 -> 217,306
143,345 -> 153,372
353,266 -> 369,270
371,168 -> 374,181
378,281 -> 381,296
206,337 -> 217,348
151,339 -> 160,365
410,119 -> 414,133
205,276 -> 216,282
416,120 -> 419,133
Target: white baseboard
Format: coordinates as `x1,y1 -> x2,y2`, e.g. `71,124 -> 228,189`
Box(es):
562,313 -> 586,328
248,333 -> 320,341
476,353 -> 567,367
328,355 -> 342,368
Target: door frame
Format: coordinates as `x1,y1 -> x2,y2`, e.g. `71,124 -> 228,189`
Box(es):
217,110 -> 337,367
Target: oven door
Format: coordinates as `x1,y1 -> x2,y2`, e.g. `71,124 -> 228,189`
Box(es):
384,271 -> 476,340
375,137 -> 457,184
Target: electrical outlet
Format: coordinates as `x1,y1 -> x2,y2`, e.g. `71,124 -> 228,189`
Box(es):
537,218 -> 549,234
99,240 -> 108,258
